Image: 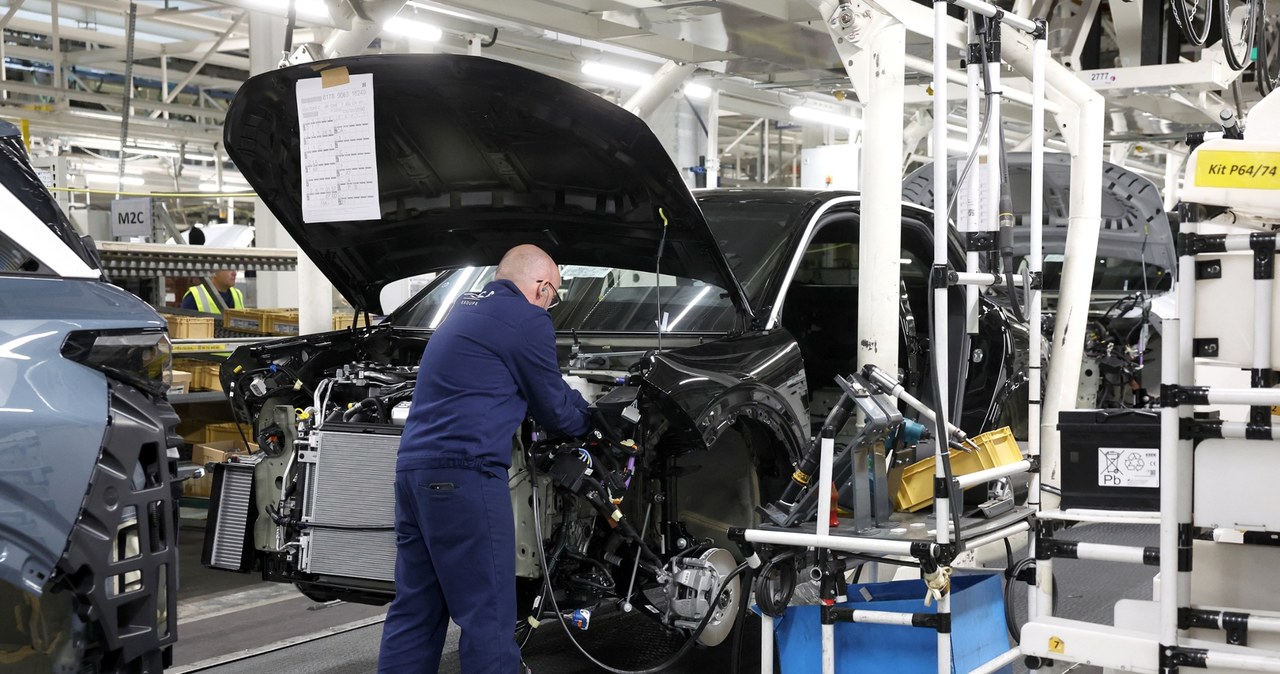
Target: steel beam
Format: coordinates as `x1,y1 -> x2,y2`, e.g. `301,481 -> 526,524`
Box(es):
149,12 -> 246,118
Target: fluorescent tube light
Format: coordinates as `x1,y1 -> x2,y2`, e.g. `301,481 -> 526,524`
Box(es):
789,105 -> 860,130
684,83 -> 712,100
86,173 -> 145,187
581,62 -> 652,87
384,17 -> 443,41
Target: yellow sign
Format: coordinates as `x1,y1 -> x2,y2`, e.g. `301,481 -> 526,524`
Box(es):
173,343 -> 231,354
1195,151 -> 1280,190
1049,636 -> 1065,654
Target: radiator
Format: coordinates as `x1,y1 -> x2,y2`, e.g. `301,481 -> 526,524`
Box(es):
300,427 -> 399,582
203,462 -> 256,571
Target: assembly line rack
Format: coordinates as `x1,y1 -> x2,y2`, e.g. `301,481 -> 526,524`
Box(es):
732,1 -> 1050,672
1016,222 -> 1280,672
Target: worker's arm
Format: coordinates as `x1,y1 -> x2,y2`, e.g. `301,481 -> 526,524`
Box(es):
508,313 -> 591,437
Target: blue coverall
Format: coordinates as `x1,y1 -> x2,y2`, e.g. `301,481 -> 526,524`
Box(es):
378,279 -> 590,674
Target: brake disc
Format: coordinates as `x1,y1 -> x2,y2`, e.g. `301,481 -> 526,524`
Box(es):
694,547 -> 740,647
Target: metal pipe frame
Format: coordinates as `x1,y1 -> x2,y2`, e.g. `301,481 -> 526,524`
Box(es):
740,528 -> 926,557
901,52 -> 1061,112
1043,540 -> 1159,565
1203,650 -> 1280,672
950,271 -> 1035,287
964,521 -> 1031,550
970,647 -> 1022,674
948,0 -> 1039,34
1035,508 -> 1160,524
954,459 -> 1033,489
931,4 -> 953,671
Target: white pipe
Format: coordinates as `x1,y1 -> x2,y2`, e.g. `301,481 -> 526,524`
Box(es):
706,88 -> 720,189
1036,508 -> 1160,524
902,53 -> 1059,112
856,18 -> 905,380
623,60 -> 697,121
1207,389 -> 1280,405
817,435 -> 835,538
954,459 -> 1033,489
965,521 -> 1031,550
970,647 -> 1023,674
761,614 -> 775,674
822,622 -> 836,674
1074,542 -> 1153,565
1159,260 -> 1185,646
932,8 -> 953,672
1218,422 -> 1280,437
951,272 -> 1035,286
1204,651 -> 1280,672
951,0 -> 1039,33
1028,31 -> 1045,506
742,528 -> 921,556
847,610 -> 918,626
1257,276 -> 1272,375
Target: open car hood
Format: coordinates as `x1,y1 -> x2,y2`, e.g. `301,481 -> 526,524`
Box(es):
223,54 -> 751,317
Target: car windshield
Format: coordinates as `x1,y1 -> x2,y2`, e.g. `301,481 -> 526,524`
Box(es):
391,265 -> 736,333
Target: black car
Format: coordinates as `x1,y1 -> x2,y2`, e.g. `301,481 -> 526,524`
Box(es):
201,54 -> 1025,646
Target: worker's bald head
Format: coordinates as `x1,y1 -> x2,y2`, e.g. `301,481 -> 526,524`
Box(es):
495,244 -> 561,309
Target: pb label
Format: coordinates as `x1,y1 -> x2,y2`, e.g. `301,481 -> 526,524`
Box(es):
1195,150 -> 1280,190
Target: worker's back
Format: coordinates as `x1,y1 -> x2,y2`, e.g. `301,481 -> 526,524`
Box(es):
397,279 -> 588,473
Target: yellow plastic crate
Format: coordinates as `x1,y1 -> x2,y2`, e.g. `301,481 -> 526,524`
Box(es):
164,314 -> 214,339
223,308 -> 272,334
265,310 -> 299,336
894,426 -> 1023,513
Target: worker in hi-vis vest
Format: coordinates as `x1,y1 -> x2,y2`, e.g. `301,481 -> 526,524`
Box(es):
182,270 -> 245,314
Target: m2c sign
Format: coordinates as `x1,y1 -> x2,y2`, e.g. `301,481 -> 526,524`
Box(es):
111,197 -> 152,238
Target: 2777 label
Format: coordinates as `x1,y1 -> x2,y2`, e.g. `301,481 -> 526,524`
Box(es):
1195,150 -> 1280,190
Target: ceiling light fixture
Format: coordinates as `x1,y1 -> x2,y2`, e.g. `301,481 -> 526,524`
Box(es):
580,62 -> 652,87
789,105 -> 861,130
684,83 -> 712,100
86,173 -> 145,187
384,16 -> 443,41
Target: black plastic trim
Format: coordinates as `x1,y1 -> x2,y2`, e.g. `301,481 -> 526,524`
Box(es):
57,383 -> 180,672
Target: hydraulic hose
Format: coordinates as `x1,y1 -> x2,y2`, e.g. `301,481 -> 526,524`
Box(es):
777,395 -> 857,506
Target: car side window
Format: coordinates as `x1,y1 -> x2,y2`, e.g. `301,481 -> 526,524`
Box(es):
0,230 -> 51,276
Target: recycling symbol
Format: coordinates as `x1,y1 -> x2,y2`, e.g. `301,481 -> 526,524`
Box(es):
1124,453 -> 1145,472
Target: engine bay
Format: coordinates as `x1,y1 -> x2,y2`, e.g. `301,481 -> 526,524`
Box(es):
204,327 -> 745,647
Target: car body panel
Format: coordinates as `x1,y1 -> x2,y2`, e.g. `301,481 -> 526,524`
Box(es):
223,53 -> 751,317
0,122 -> 180,671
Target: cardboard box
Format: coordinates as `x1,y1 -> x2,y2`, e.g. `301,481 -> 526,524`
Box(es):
205,422 -> 255,445
185,439 -> 257,497
165,315 -> 215,339
168,369 -> 192,396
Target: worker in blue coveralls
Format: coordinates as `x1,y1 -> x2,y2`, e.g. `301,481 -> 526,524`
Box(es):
379,244 -> 591,674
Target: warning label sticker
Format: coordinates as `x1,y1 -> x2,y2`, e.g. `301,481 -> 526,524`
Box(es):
1098,447 -> 1159,488
1194,150 -> 1280,190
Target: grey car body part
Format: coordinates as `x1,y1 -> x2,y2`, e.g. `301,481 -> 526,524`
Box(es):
0,120 -> 182,673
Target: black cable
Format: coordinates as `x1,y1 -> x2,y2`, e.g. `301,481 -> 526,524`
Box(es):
527,451 -> 748,674
754,551 -> 798,618
1004,557 -> 1036,642
1221,0 -> 1260,71
728,567 -> 756,674
1171,0 -> 1214,46
283,0 -> 297,56
926,270 -> 967,546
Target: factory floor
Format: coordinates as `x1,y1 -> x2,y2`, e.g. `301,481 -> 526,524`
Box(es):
168,516 -> 1158,673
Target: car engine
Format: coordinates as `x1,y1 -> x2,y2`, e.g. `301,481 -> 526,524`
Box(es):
205,343 -> 742,647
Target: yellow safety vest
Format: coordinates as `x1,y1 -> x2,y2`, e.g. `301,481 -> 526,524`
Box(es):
185,285 -> 245,315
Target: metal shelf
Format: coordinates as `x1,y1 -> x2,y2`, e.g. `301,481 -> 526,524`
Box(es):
96,242 -> 298,277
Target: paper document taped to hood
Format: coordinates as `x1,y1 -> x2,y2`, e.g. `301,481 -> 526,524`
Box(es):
297,73 -> 380,223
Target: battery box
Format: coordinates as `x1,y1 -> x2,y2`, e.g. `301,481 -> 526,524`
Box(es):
1058,409 -> 1161,511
